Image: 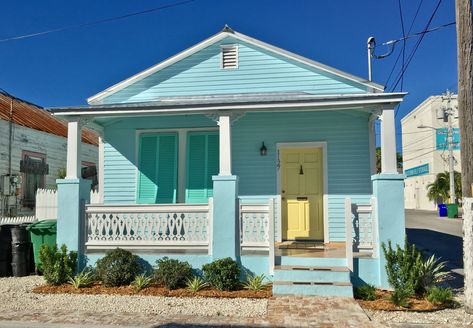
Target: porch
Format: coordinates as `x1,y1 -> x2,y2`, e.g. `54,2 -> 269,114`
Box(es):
52,94 -> 406,292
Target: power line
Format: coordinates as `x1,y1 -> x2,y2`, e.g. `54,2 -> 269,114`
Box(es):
385,0 -> 424,87
0,0 -> 196,43
390,0 -> 445,93
403,148 -> 438,162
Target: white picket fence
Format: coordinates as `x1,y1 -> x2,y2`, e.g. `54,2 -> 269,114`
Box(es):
34,188 -> 100,221
0,216 -> 37,225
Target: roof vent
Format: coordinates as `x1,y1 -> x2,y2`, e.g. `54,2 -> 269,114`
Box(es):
221,45 -> 238,69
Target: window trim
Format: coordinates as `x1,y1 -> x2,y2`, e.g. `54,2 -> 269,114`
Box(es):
135,127 -> 218,203
21,150 -> 47,209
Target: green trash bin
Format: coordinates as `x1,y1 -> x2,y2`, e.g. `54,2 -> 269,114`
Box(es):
446,204 -> 459,219
26,220 -> 57,271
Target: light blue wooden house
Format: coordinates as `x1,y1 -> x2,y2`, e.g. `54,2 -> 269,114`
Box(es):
52,27 -> 406,297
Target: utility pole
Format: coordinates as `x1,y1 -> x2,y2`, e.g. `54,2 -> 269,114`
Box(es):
455,0 -> 473,314
442,91 -> 457,204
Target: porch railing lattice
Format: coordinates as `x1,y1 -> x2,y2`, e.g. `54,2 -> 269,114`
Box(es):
85,199 -> 213,252
345,196 -> 378,271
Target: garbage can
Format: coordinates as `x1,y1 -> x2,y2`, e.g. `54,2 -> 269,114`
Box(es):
26,220 -> 57,271
438,204 -> 447,217
446,204 -> 459,219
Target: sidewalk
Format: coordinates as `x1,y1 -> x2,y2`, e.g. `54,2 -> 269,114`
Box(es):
0,296 -> 379,328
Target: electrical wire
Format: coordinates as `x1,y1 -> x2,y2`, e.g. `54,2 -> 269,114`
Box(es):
0,0 -> 196,43
384,0 -> 424,87
403,148 -> 438,162
389,0 -> 444,93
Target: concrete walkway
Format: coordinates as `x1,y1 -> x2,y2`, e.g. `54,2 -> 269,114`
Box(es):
0,296 -> 380,328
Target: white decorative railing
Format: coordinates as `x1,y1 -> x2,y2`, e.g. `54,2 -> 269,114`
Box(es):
85,199 -> 213,252
0,216 -> 37,225
345,197 -> 378,271
239,197 -> 275,274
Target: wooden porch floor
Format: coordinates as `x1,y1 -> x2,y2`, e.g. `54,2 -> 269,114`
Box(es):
275,241 -> 346,258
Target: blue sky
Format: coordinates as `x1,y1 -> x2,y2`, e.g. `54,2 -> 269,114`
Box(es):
0,0 -> 457,149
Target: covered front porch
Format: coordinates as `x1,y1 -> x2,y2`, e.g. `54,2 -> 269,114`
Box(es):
52,93 -> 406,292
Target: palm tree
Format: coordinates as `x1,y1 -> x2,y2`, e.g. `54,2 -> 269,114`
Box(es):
426,171 -> 462,204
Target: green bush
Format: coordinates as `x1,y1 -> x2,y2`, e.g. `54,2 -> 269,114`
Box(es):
427,286 -> 454,306
39,244 -> 77,285
354,284 -> 376,301
243,274 -> 271,291
202,257 -> 240,291
186,276 -> 208,292
131,274 -> 152,292
96,248 -> 141,287
382,240 -> 448,297
391,287 -> 412,308
69,269 -> 95,288
154,257 -> 193,290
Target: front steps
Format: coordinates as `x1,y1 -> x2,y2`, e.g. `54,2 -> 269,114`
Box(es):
272,256 -> 353,297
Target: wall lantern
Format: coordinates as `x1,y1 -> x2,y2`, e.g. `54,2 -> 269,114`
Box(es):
260,142 -> 267,156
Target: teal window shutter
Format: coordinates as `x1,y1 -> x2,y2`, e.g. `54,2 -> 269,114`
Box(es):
186,132 -> 219,203
137,133 -> 177,204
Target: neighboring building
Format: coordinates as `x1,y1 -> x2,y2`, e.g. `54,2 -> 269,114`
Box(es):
401,95 -> 460,211
52,27 -> 406,296
0,91 -> 98,216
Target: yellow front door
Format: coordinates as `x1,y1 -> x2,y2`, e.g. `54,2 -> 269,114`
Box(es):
280,147 -> 324,240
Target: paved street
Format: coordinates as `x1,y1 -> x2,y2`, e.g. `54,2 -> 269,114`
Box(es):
405,209 -> 464,289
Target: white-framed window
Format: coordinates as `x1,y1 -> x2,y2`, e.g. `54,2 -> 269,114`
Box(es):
20,150 -> 47,209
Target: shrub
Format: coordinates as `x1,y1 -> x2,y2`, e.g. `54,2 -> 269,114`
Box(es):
382,240 -> 448,297
391,287 -> 412,308
39,244 -> 77,285
96,248 -> 141,287
427,286 -> 454,306
154,257 -> 193,290
131,274 -> 152,292
202,257 -> 240,291
186,276 -> 208,292
243,274 -> 271,291
419,255 -> 448,292
354,284 -> 376,301
69,269 -> 95,288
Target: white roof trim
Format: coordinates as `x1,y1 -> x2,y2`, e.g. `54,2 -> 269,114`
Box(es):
87,30 -> 385,104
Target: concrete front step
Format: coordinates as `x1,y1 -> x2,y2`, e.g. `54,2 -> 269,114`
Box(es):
272,281 -> 354,297
273,265 -> 350,283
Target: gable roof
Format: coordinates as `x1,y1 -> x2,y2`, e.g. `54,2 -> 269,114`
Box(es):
0,91 -> 98,145
88,27 -> 384,104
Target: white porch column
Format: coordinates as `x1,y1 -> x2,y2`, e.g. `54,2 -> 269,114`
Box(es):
98,134 -> 105,203
66,117 -> 82,179
380,106 -> 398,174
369,114 -> 377,175
218,115 -> 232,176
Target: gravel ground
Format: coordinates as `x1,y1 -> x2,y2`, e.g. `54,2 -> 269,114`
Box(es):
0,276 -> 267,318
367,294 -> 473,326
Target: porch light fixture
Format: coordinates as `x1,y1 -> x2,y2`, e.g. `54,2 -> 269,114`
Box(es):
260,142 -> 267,156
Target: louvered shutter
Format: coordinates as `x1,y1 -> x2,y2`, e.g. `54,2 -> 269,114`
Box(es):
137,135 -> 158,204
137,134 -> 177,204
186,132 -> 219,203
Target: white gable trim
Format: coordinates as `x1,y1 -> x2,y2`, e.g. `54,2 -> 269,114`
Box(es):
88,30 -> 385,104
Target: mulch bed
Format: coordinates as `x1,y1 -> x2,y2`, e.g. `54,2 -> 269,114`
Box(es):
357,289 -> 455,312
33,283 -> 272,299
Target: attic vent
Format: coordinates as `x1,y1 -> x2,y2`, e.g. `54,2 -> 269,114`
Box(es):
221,45 -> 238,69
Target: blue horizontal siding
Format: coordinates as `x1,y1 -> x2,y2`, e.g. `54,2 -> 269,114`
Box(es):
102,110 -> 373,241
99,36 -> 368,104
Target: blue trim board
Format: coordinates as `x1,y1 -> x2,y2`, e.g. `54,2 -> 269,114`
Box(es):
405,163 -> 429,177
